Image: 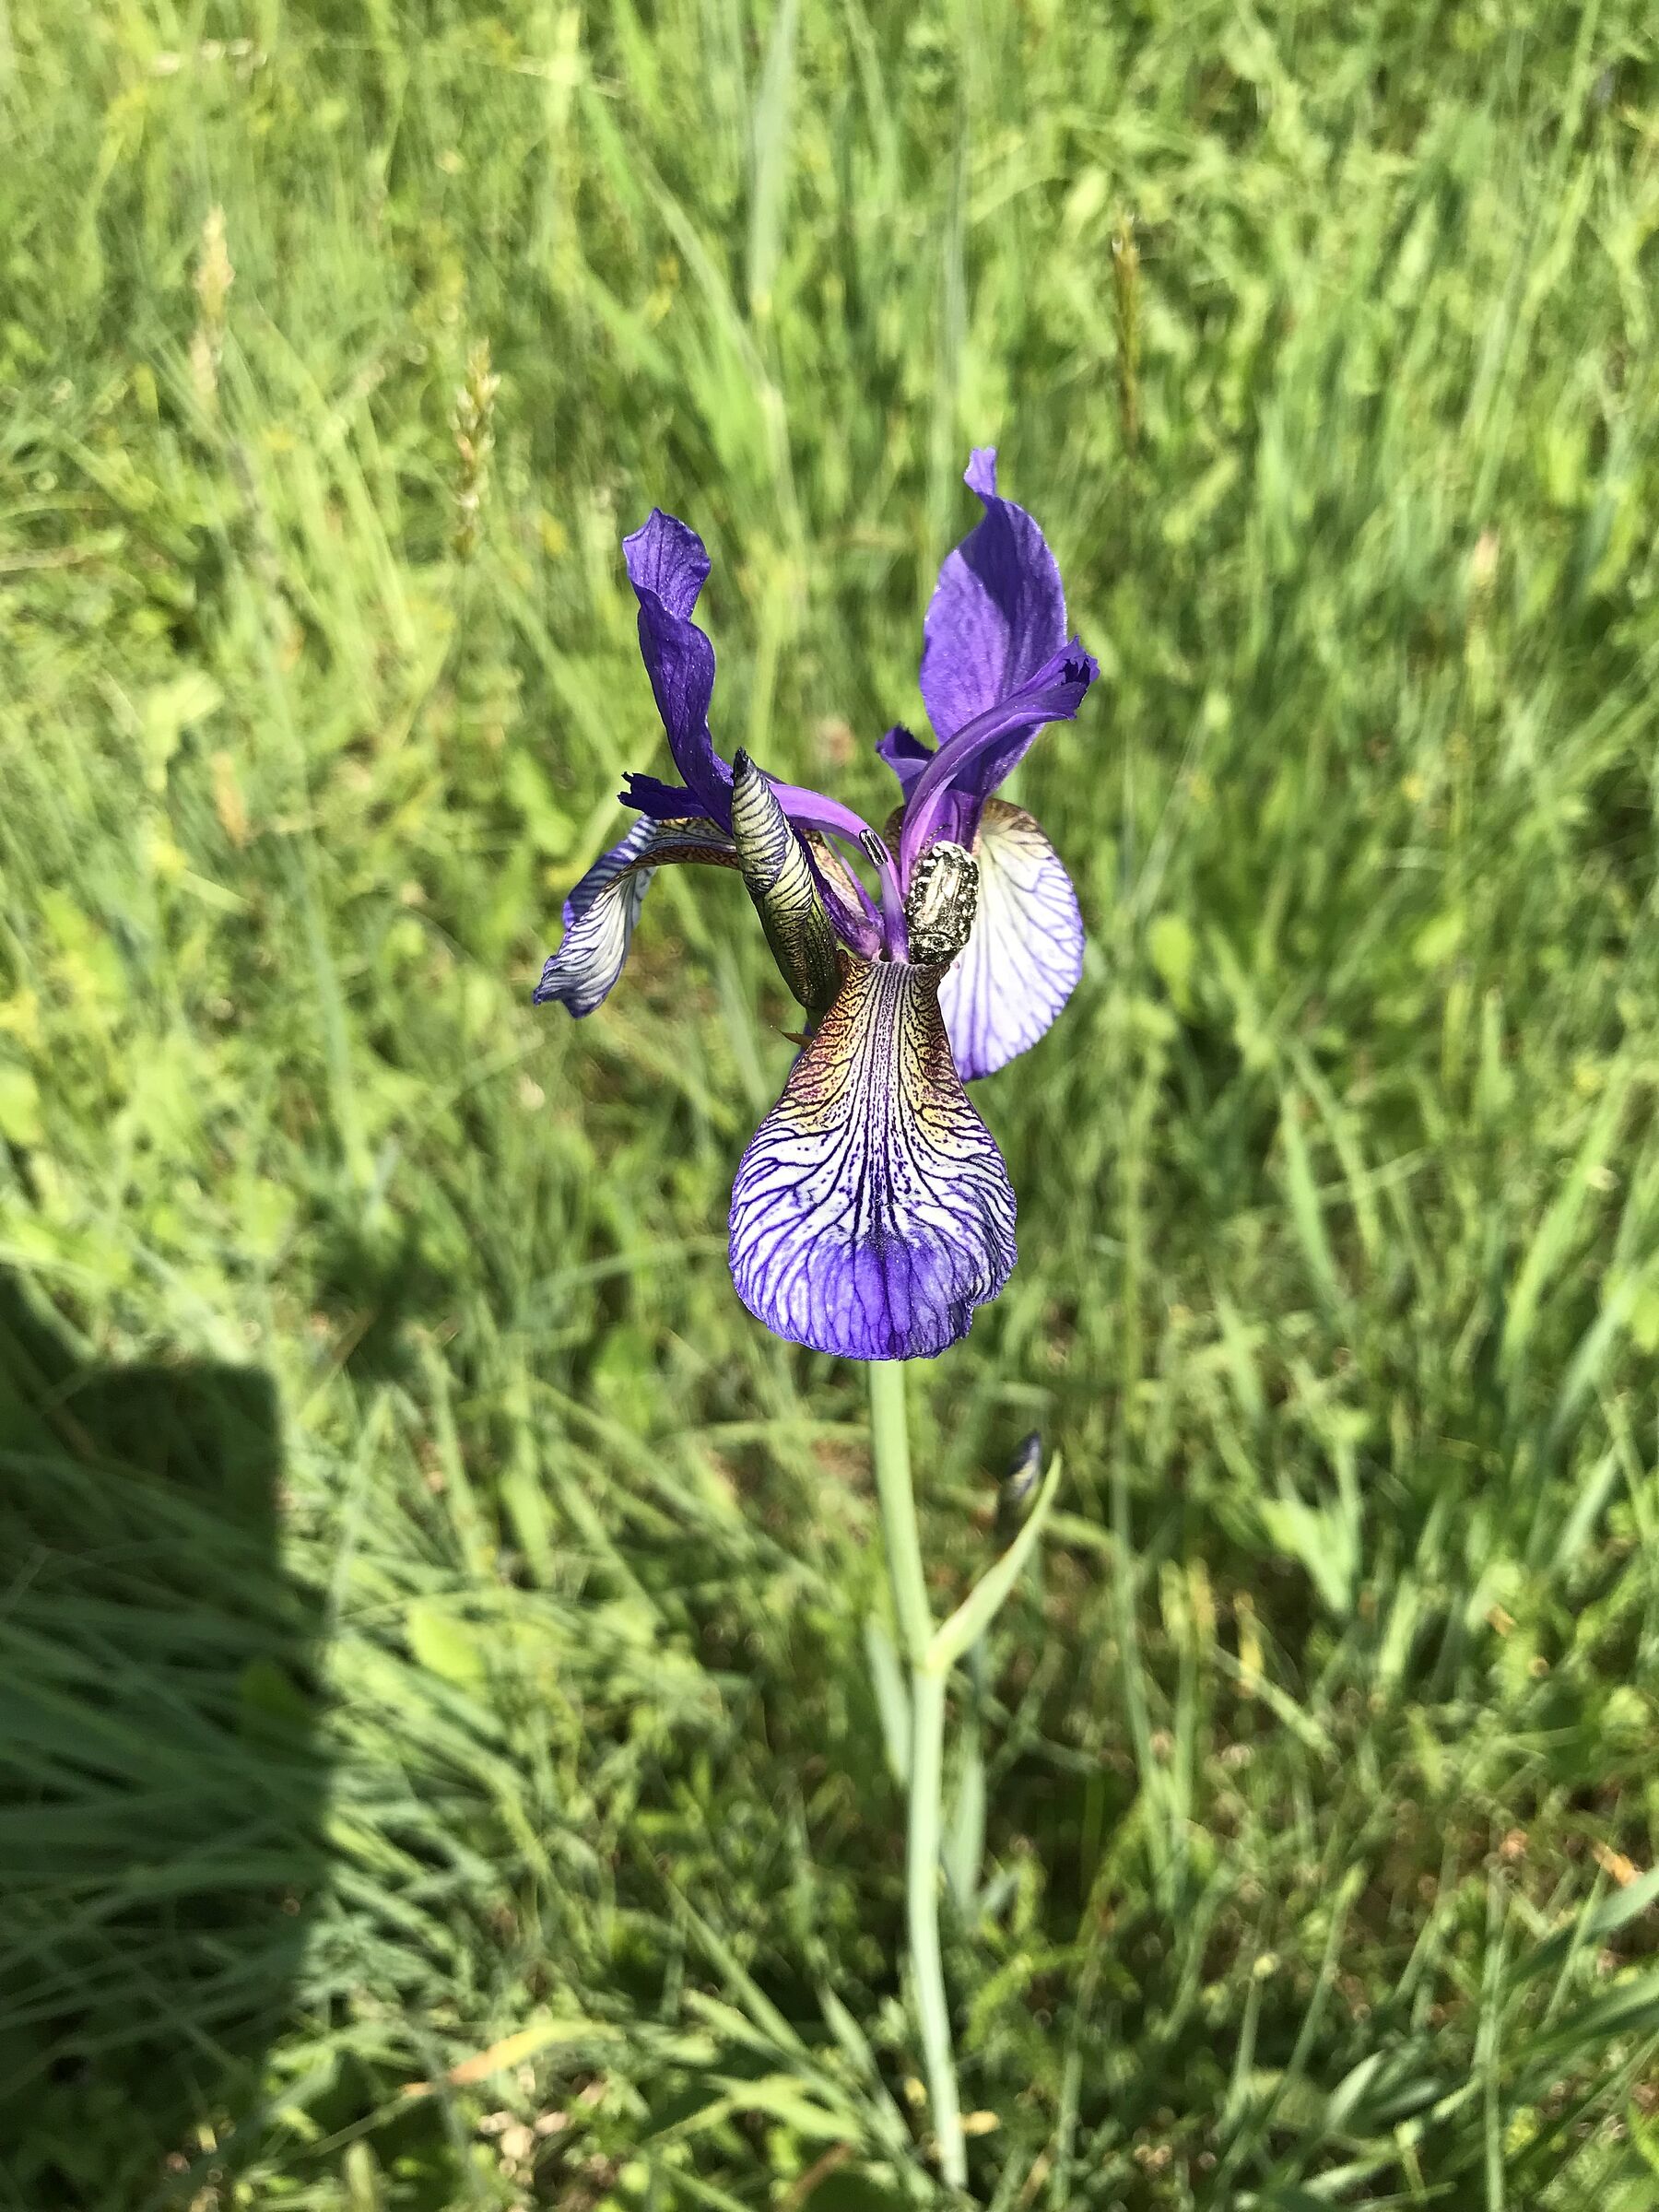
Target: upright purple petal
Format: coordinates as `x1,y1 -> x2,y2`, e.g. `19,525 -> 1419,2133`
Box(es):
622,510 -> 733,827
534,818 -> 737,1018
937,800 -> 1084,1079
729,959 -> 1017,1359
622,508 -> 710,618
919,450 -> 1068,749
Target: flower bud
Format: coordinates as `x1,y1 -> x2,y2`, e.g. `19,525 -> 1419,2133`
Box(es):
998,1430 -> 1043,1538
730,752 -> 843,1020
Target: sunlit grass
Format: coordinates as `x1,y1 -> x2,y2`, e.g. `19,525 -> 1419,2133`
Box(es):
2,2 -> 1657,2206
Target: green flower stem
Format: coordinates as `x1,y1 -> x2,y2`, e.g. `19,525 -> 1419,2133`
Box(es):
905,1665 -> 963,2187
868,1359 -> 931,1660
867,1359 -> 967,2192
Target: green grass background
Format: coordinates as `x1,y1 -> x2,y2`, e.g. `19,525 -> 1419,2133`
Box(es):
3,1 -> 1659,2206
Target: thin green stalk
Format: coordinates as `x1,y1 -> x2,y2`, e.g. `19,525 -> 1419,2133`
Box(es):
869,1359 -> 931,1659
868,1359 -> 967,2191
906,1665 -> 963,2186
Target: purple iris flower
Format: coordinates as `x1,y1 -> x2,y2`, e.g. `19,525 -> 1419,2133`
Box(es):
535,449 -> 1097,1361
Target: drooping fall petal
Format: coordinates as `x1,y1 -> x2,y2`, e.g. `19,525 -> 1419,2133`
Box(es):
533,818 -> 737,1018
729,959 -> 1017,1359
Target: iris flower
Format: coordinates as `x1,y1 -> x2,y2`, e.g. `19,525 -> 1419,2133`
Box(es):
535,450 -> 1097,1361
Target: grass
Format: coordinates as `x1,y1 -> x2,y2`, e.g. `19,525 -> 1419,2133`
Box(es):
2,0 -> 1658,2204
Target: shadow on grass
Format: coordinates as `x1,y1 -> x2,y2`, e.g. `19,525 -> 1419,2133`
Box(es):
0,1273 -> 326,2210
